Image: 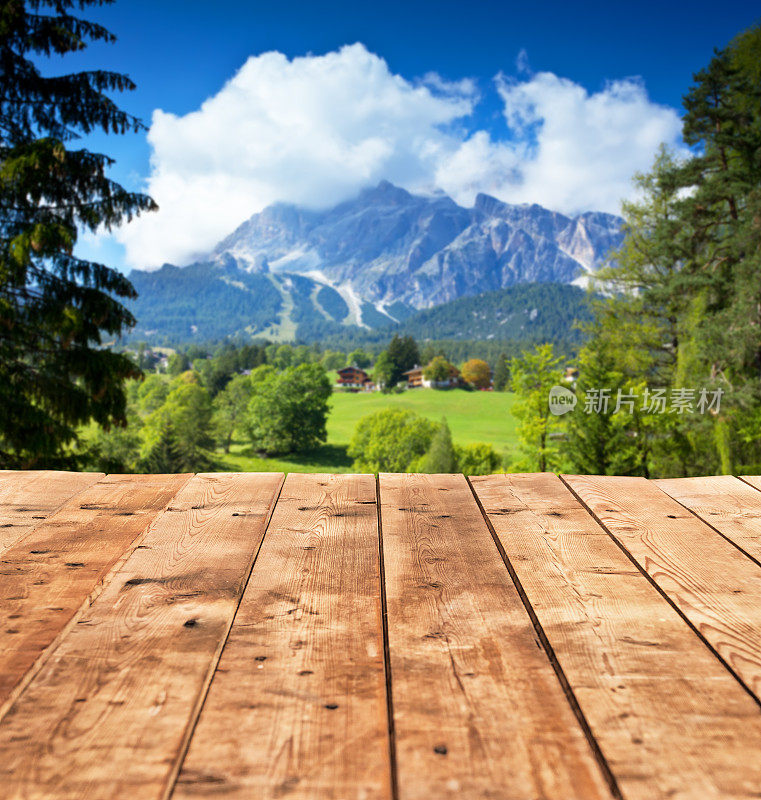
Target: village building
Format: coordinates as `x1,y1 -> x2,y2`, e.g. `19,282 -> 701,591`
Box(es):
335,365 -> 375,391
402,365 -> 424,388
403,363 -> 461,389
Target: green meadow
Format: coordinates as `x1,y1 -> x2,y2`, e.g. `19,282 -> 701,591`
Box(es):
219,388 -> 518,473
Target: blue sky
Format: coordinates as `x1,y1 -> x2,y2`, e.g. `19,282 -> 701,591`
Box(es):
55,0 -> 759,271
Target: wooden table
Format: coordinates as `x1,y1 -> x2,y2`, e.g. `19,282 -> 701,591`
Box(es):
1,470 -> 761,799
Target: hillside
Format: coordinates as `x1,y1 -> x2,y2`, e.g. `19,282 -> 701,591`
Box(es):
127,271 -> 592,346
397,283 -> 591,342
128,257 -> 355,342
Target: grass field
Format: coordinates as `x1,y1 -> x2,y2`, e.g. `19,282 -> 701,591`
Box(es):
219,388 -> 518,473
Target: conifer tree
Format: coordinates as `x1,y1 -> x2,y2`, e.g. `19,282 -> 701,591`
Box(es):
385,334 -> 419,387
419,418 -> 457,473
139,419 -> 184,474
0,0 -> 156,467
565,328 -> 644,476
589,23 -> 761,475
493,353 -> 510,391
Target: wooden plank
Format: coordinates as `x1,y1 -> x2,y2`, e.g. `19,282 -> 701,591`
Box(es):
656,475 -> 761,565
564,473 -> 761,701
0,472 -> 283,800
173,473 -> 391,800
380,472 -> 613,800
0,472 -> 190,718
473,472 -> 761,800
741,475 -> 761,492
0,470 -> 103,554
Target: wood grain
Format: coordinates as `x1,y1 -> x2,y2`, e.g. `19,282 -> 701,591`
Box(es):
380,472 -> 612,800
0,472 -> 283,800
740,475 -> 761,492
474,472 -> 761,800
173,473 -> 391,800
656,475 -> 761,565
565,473 -> 761,701
0,470 -> 102,554
0,472 -> 190,718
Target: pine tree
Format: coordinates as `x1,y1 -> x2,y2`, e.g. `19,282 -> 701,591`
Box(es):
419,419 -> 457,473
565,328 -> 644,476
0,1 -> 156,467
139,419 -> 184,474
588,24 -> 761,476
493,353 -> 510,391
385,334 -> 419,387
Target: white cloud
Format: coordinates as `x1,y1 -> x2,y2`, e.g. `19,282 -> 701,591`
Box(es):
117,44 -> 476,267
515,49 -> 531,75
114,44 -> 685,269
486,72 -> 687,213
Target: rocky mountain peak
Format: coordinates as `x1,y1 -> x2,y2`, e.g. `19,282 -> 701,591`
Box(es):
201,181 -> 623,308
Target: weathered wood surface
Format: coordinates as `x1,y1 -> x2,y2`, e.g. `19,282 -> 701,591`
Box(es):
474,473 -> 761,800
176,473 -> 390,800
0,473 -> 191,720
1,469 -> 761,800
0,472 -> 283,800
656,475 -> 761,565
0,470 -> 102,554
740,475 -> 761,492
566,473 -> 761,702
380,472 -> 612,800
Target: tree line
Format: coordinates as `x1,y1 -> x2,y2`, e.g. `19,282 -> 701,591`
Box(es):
81,336 -> 508,474
509,22 -> 761,478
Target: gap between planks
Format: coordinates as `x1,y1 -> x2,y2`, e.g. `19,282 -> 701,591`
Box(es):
0,472 -> 283,800
0,473 -> 193,723
474,472 -> 761,800
657,475 -> 761,570
564,474 -> 761,705
376,472 -> 400,800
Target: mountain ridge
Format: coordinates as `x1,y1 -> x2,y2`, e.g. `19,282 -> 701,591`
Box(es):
126,181 -> 622,342
201,180 -> 622,312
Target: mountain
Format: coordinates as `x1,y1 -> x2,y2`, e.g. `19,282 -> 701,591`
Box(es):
210,180 -> 623,310
126,182 -> 622,343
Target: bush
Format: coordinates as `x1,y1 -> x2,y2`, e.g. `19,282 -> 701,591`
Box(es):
455,443 -> 502,476
348,409 -> 437,472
